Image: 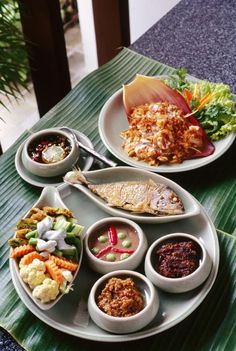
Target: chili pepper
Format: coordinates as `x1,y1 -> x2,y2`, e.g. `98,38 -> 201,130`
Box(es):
111,247 -> 135,254
96,245 -> 112,258
184,88 -> 193,103
108,225 -> 118,245
41,140 -> 49,145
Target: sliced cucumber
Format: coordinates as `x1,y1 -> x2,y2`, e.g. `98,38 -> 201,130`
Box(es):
28,238 -> 38,246
55,215 -> 67,222
68,224 -> 84,236
61,247 -> 77,255
67,218 -> 78,224
25,229 -> 39,239
53,220 -> 72,232
66,236 -> 81,254
54,249 -> 63,257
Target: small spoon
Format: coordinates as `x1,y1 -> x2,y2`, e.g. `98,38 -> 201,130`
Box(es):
60,127 -> 117,167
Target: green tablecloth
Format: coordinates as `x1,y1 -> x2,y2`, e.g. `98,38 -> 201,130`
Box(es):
0,48 -> 235,350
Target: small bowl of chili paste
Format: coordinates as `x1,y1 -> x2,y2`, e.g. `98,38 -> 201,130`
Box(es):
144,233 -> 212,293
84,217 -> 148,274
88,270 -> 159,333
22,128 -> 79,177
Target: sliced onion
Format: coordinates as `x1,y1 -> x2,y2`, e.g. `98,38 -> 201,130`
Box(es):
42,230 -> 66,241
37,216 -> 53,237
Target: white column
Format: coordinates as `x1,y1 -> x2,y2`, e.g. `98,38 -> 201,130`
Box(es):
129,0 -> 181,43
77,0 -> 98,72
77,0 -> 181,70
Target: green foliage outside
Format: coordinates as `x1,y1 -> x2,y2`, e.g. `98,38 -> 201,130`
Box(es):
0,0 -> 78,109
0,0 -> 28,108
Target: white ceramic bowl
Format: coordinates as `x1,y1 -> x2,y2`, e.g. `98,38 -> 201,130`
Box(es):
144,233 -> 212,293
84,217 -> 148,274
22,128 -> 79,177
88,270 -> 159,334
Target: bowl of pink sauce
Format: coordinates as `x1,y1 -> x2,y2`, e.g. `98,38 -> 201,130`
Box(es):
84,217 -> 148,274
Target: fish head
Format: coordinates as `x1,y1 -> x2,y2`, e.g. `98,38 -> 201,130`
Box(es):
150,185 -> 184,215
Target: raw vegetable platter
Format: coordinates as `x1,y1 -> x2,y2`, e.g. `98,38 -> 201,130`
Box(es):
9,183 -> 219,342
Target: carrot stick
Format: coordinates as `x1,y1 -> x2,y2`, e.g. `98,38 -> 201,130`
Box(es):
50,255 -> 78,271
11,244 -> 35,259
198,93 -> 215,110
45,260 -> 64,285
20,251 -> 44,266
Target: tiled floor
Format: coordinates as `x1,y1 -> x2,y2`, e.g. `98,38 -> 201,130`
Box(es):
0,25 -> 89,152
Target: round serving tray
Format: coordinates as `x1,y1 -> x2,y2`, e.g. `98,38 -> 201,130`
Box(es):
10,183 -> 219,342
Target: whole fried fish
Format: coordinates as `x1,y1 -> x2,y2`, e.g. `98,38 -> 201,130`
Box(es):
64,169 -> 184,216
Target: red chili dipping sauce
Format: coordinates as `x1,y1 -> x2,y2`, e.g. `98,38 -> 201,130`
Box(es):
89,223 -> 139,262
28,133 -> 71,164
155,239 -> 201,278
97,277 -> 144,317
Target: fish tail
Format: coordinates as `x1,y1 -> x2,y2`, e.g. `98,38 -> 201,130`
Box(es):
64,167 -> 89,185
74,167 -> 89,185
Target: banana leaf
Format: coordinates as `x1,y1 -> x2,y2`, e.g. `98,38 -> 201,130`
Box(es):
0,48 -> 235,350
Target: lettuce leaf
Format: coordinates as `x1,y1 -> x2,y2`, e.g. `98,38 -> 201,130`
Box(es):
192,82 -> 236,140
195,102 -> 236,140
166,70 -> 236,141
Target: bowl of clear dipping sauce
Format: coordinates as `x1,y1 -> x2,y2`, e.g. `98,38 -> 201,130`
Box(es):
21,128 -> 79,177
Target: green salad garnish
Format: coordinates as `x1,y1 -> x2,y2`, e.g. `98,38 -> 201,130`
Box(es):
166,68 -> 236,141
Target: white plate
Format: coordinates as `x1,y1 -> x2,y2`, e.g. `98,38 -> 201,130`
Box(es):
15,128 -> 94,187
65,167 -> 200,223
10,183 -> 219,342
98,88 -> 235,172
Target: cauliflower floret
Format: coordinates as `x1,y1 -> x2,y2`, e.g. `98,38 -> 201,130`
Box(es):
32,278 -> 59,303
61,269 -> 73,283
20,259 -> 46,289
23,258 -> 46,272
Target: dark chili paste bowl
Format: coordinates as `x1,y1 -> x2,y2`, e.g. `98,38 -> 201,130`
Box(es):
22,128 -> 79,177
88,270 -> 159,334
144,233 -> 212,293
84,217 -> 148,274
